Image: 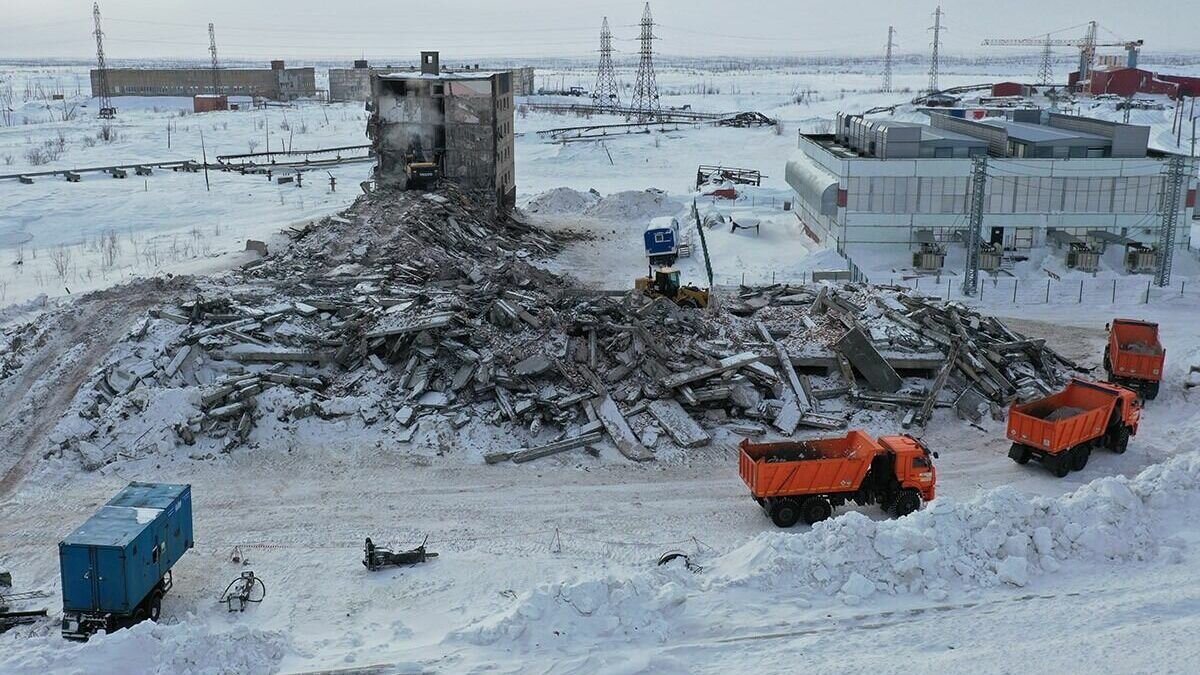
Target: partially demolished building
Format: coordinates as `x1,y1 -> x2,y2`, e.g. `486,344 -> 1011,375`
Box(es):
368,52 -> 516,211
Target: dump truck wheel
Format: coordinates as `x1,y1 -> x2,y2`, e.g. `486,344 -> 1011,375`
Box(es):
1145,382 -> 1160,400
1050,455 -> 1070,478
893,489 -> 921,517
1111,427 -> 1130,454
800,497 -> 833,525
1070,446 -> 1090,472
1009,443 -> 1031,465
770,499 -> 801,528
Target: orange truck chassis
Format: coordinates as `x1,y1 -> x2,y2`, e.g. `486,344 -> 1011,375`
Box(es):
1007,378 -> 1141,477
738,431 -> 937,528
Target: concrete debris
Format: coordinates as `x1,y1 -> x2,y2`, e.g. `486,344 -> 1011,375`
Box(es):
52,185 -> 1079,471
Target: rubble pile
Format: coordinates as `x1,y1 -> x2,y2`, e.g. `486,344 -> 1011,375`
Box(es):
47,188 -> 1082,470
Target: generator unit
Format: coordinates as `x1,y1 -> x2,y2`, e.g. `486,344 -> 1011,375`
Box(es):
978,243 -> 1003,271
1124,243 -> 1158,274
59,482 -> 194,640
1066,242 -> 1101,272
912,243 -> 946,272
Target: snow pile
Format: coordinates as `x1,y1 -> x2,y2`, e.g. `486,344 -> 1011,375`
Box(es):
455,570 -> 691,647
523,187 -> 601,215
0,620 -> 289,675
455,451 -> 1200,647
584,189 -> 683,222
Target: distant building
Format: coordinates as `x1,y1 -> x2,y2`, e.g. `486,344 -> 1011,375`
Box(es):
1070,66 -> 1200,99
330,60 -> 534,102
192,94 -> 228,113
990,82 -> 1034,98
90,61 -> 316,101
787,110 -> 1197,256
368,52 -> 516,211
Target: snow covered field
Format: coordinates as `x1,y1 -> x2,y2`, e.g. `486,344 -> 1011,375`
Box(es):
2,57 -> 1200,674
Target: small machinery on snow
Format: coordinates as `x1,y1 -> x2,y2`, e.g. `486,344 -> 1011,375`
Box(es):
219,571 -> 266,612
363,537 -> 438,571
635,267 -> 710,309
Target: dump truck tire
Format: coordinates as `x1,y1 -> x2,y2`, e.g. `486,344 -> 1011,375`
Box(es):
1051,455 -> 1070,478
1111,427 -> 1130,454
770,499 -> 801,528
800,497 -> 833,525
893,489 -> 921,517
1145,382 -> 1159,400
1070,446 -> 1090,472
1009,443 -> 1031,465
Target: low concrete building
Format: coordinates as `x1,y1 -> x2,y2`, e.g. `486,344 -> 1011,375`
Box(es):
368,52 -> 516,211
331,61 -> 534,102
91,61 -> 315,101
788,110 -> 1197,259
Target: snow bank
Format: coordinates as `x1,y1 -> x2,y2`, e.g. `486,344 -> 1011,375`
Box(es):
456,451 -> 1200,647
523,187 -> 601,215
0,620 -> 289,675
584,190 -> 684,222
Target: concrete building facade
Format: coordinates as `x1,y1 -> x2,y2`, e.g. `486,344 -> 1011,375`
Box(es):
331,61 -> 534,102
90,61 -> 316,101
787,110 -> 1197,256
368,52 -> 516,211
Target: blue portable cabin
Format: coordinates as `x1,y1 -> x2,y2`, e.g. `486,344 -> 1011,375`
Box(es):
59,482 -> 193,638
644,216 -> 680,266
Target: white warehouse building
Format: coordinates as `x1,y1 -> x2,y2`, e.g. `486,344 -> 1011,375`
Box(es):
787,110 -> 1197,259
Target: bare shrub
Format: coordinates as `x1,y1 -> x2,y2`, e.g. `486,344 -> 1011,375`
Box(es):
2,154 -> 12,165
100,228 -> 120,268
97,123 -> 118,143
49,244 -> 72,280
24,146 -> 48,165
81,135 -> 96,148
248,139 -> 260,153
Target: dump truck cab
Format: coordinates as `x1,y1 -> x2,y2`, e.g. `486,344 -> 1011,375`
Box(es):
878,435 -> 937,503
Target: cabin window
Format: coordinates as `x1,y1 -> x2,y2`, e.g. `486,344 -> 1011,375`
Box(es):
912,456 -> 930,468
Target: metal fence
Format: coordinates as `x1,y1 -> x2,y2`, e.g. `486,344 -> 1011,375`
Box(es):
712,269 -> 1200,306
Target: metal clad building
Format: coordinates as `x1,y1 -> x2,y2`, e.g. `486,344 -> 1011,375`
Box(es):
90,61 -> 316,101
788,111 -> 1197,255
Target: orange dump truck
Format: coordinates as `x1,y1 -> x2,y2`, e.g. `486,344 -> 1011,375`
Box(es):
1104,319 -> 1164,400
1007,378 -> 1141,477
738,431 -> 937,528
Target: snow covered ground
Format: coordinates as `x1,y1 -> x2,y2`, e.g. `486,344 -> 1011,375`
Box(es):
3,58 -> 1200,674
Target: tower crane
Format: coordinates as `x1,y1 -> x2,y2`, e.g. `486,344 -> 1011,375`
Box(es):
982,21 -> 1142,85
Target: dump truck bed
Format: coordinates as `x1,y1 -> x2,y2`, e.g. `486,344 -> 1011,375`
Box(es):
738,431 -> 881,498
1109,319 -> 1164,383
1007,380 -> 1120,454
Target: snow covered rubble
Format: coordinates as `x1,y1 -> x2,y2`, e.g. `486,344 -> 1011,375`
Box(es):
457,450 -> 1200,648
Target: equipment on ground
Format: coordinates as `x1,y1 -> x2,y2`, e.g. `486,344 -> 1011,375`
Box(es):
404,150 -> 439,190
1104,319 -> 1164,399
59,482 -> 194,640
1,573 -> 50,633
738,431 -> 938,528
1124,242 -> 1158,274
1007,378 -> 1142,477
635,267 -> 710,308
644,216 -> 681,266
219,571 -> 266,612
363,536 -> 438,571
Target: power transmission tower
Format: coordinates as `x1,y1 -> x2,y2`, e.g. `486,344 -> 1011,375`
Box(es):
962,156 -> 987,296
882,26 -> 896,93
208,23 -> 221,95
630,3 -> 661,121
927,5 -> 944,94
1037,35 -> 1054,86
593,17 -> 621,111
1155,155 -> 1189,287
92,2 -> 115,119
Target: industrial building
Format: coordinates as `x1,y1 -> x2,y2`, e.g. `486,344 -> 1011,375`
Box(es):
90,61 -> 316,101
368,52 -> 516,211
331,60 -> 534,102
787,110 -> 1197,261
1073,66 -> 1200,99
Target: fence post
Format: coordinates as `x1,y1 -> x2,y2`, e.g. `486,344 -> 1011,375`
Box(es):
741,271 -> 745,285
1112,279 -> 1117,304
1145,279 -> 1151,304
915,276 -> 920,289
980,280 -> 985,301
1012,279 -> 1018,303
772,271 -> 776,284
1045,279 -> 1051,303
1078,279 -> 1084,304
946,279 -> 951,301
1182,280 -> 1187,296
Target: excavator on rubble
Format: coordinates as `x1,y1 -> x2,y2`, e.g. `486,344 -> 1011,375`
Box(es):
403,149 -> 440,190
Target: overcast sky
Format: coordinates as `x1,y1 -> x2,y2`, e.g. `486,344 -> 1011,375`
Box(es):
1,0 -> 1196,62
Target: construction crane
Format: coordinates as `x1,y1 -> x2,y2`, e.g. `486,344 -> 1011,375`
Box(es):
982,22 -> 1143,84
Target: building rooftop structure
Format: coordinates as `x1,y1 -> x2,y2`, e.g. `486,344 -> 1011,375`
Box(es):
979,118 -> 1109,144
